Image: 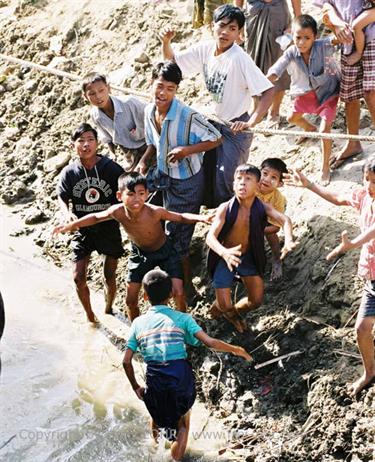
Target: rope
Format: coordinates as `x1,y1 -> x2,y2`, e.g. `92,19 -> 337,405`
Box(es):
2,52 -> 375,142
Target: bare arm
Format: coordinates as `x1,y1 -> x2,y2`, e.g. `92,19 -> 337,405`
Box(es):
57,196 -> 76,221
108,142 -> 116,154
122,349 -> 144,400
264,224 -> 280,235
158,207 -> 213,225
53,206 -> 117,235
263,203 -> 297,258
291,0 -> 301,18
247,87 -> 275,127
234,0 -> 244,7
327,225 -> 375,260
322,2 -> 353,44
135,145 -> 156,175
159,27 -> 176,61
284,169 -> 351,206
167,138 -> 222,163
195,330 -> 252,361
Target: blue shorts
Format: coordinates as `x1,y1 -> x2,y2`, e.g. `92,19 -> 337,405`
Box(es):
358,280 -> 375,318
213,251 -> 259,289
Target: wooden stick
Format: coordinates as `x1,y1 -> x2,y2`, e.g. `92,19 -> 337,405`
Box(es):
343,310 -> 359,329
332,349 -> 361,359
254,350 -> 303,370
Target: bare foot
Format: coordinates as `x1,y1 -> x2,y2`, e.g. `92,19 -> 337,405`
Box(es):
295,126 -> 317,145
348,373 -> 375,396
223,309 -> 247,333
346,51 -> 362,66
209,301 -> 222,319
87,312 -> 99,324
320,170 -> 331,186
270,259 -> 282,281
330,143 -> 363,169
105,307 -> 114,315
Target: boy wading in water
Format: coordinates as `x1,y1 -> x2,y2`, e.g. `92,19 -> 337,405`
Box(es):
54,173 -> 211,320
206,164 -> 297,333
123,269 -> 251,461
286,159 -> 375,395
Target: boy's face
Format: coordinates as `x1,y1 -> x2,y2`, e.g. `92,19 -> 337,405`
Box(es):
233,171 -> 259,200
84,81 -> 111,109
293,25 -> 316,55
152,76 -> 177,112
117,184 -> 148,212
212,18 -> 240,51
74,130 -> 98,161
259,167 -> 282,194
364,170 -> 375,199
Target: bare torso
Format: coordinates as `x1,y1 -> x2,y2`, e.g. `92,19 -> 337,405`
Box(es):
222,204 -> 250,254
112,203 -> 167,252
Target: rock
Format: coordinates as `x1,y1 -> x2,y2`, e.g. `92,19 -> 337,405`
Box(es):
25,209 -> 48,225
14,137 -> 33,156
49,35 -> 64,54
134,52 -> 149,64
1,181 -> 34,204
23,79 -> 38,92
2,126 -> 20,140
43,152 -> 70,172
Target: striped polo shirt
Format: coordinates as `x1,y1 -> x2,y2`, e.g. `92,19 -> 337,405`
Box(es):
126,305 -> 202,363
144,98 -> 221,180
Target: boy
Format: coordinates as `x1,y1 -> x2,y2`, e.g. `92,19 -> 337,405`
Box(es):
257,158 -> 288,281
160,4 -> 274,206
315,0 -> 375,168
285,158 -> 375,395
123,268 -> 252,461
54,172 -> 212,321
135,61 -> 221,292
56,123 -> 125,323
206,164 -> 297,333
83,72 -> 146,171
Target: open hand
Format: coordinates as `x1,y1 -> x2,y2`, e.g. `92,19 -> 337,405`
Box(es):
280,239 -> 299,259
158,27 -> 176,44
234,346 -> 253,361
326,230 -> 351,261
283,168 -> 309,188
222,244 -> 242,272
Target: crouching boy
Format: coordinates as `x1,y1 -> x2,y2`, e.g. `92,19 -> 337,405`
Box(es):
123,269 -> 251,461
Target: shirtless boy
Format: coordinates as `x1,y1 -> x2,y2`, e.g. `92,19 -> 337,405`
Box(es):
54,172 -> 211,320
206,164 -> 297,332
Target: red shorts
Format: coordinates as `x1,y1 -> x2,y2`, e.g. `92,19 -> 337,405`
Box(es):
293,91 -> 339,123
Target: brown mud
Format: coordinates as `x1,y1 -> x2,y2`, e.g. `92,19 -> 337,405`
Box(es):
1,1 -> 374,460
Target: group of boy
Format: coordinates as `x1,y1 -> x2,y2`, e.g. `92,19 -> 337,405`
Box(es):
52,3 -> 375,460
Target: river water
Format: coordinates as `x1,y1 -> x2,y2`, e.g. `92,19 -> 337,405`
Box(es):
0,207 -> 227,462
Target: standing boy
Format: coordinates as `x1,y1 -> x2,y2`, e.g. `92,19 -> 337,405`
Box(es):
135,61 -> 221,290
83,72 -> 146,171
123,269 -> 251,461
160,4 -> 274,206
56,123 -> 124,322
54,172 -> 212,320
257,158 -> 288,281
206,164 -> 297,333
286,159 -> 375,395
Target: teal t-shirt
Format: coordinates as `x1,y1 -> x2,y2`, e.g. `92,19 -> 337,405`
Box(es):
126,305 -> 202,363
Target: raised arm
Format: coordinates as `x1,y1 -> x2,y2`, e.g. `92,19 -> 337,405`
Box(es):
53,206 -> 117,235
122,349 -> 144,400
322,2 -> 352,44
327,225 -> 375,261
284,169 -> 351,206
263,203 -> 298,258
195,330 -> 252,361
159,27 -> 176,61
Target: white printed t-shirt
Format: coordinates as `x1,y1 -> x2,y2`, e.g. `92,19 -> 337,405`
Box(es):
175,40 -> 273,121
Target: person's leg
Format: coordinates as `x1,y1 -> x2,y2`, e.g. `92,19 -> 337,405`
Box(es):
170,411 -> 191,461
319,118 -> 333,185
347,10 -> 375,66
171,278 -> 187,312
215,287 -> 246,333
73,256 -> 96,322
364,90 -> 375,126
103,256 -> 118,314
268,90 -> 285,121
125,282 -> 141,321
266,233 -> 282,281
287,112 -> 316,132
235,275 -> 264,314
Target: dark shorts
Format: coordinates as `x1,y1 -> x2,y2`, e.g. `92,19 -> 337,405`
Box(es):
358,280 -> 375,318
71,223 -> 124,263
144,359 -> 196,440
127,238 -> 183,283
213,251 -> 259,289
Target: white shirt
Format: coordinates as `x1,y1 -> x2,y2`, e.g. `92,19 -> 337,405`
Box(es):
175,40 -> 273,121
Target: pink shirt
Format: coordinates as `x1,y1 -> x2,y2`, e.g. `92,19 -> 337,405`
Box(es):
349,188 -> 375,280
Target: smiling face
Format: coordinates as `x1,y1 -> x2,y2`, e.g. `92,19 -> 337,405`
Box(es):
84,80 -> 111,109
363,169 -> 375,199
213,18 -> 240,52
233,171 -> 259,200
152,76 -> 178,113
292,25 -> 316,55
117,184 -> 148,213
260,167 -> 282,194
73,130 -> 98,163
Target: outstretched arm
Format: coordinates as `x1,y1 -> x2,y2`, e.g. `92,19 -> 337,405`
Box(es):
53,206 -> 117,235
158,207 -> 214,225
122,349 -> 144,401
263,203 -> 298,258
195,330 -> 252,361
327,225 -> 375,260
284,169 -> 351,206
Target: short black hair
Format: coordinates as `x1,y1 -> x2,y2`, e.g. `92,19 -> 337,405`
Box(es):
151,61 -> 182,86
292,14 -> 318,35
143,269 -> 172,305
71,123 -> 98,142
82,72 -> 108,93
118,172 -> 148,193
261,158 -> 288,181
234,163 -> 261,181
213,4 -> 245,30
363,157 -> 375,174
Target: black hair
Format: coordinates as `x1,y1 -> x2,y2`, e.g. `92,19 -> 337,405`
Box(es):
151,61 -> 182,86
82,72 -> 108,93
363,157 -> 375,174
234,163 -> 261,181
292,14 -> 318,35
213,4 -> 245,29
261,158 -> 288,181
71,123 -> 98,142
118,172 -> 148,193
143,269 -> 172,305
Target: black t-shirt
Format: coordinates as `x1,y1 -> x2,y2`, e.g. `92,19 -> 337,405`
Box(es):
57,155 -> 124,233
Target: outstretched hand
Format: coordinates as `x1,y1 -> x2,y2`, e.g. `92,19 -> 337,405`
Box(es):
283,168 -> 309,188
158,26 -> 176,43
326,230 -> 351,261
234,346 -> 253,361
222,244 -> 242,272
201,213 -> 215,225
280,239 -> 299,260
52,224 -> 68,236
